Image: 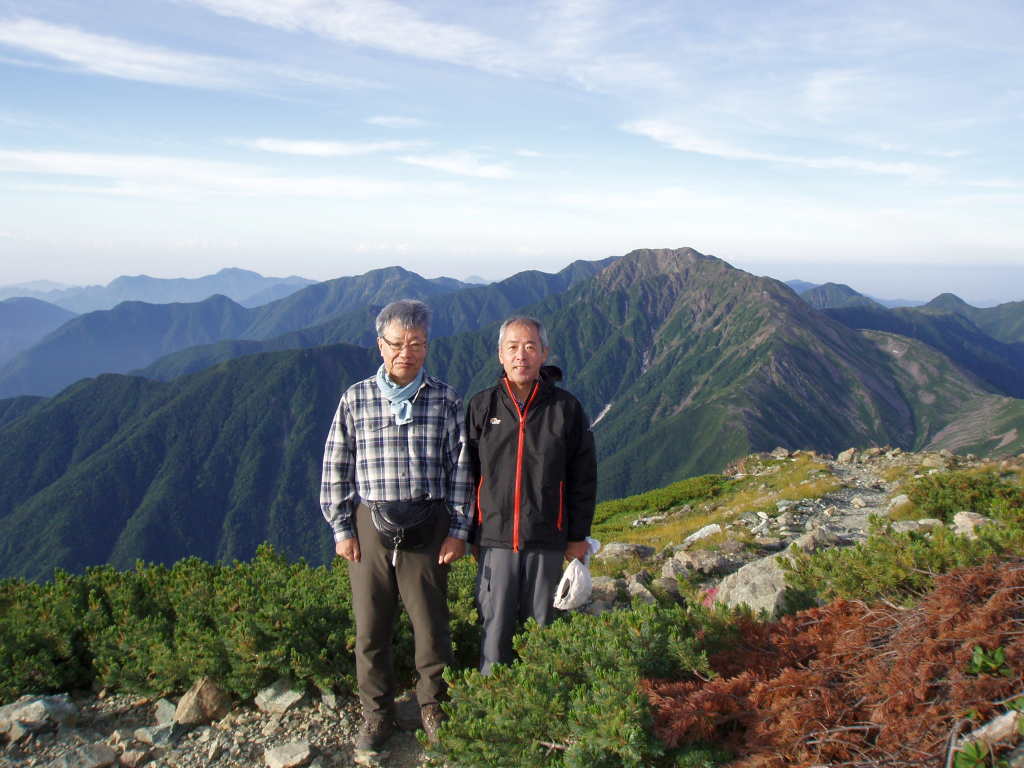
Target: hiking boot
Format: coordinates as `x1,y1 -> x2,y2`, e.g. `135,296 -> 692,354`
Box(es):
420,702 -> 446,744
355,716 -> 394,751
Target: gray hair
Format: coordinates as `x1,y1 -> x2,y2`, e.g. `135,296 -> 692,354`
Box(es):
376,300 -> 432,339
498,315 -> 548,351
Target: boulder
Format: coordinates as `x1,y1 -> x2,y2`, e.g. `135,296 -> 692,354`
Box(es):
134,721 -> 186,747
889,520 -> 920,534
888,494 -> 910,510
652,576 -> 681,598
255,680 -> 305,716
174,677 -> 231,727
152,699 -> 176,726
45,743 -> 117,768
662,558 -> 690,578
837,448 -> 856,464
850,496 -> 867,509
265,740 -> 314,768
589,577 -> 625,603
921,456 -> 948,469
918,518 -> 945,532
594,542 -> 655,561
683,524 -> 721,545
584,600 -> 612,616
676,550 -> 732,575
793,527 -> 840,554
1,694 -> 78,735
953,511 -> 990,539
118,749 -> 152,768
716,555 -> 789,618
627,581 -> 657,605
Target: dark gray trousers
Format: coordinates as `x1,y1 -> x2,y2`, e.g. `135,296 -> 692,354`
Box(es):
476,546 -> 564,675
348,503 -> 453,720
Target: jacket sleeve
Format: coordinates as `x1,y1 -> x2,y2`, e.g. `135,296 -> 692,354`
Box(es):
320,395 -> 358,542
564,396 -> 598,542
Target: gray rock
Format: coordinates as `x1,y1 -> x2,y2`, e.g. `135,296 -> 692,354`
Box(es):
953,511 -> 989,538
888,494 -> 910,509
652,576 -> 681,598
175,677 -> 231,727
918,518 -> 945,532
589,577 -> 626,603
755,536 -> 786,551
1,694 -> 78,735
255,680 -> 305,716
662,558 -> 690,578
793,527 -> 840,554
718,539 -> 746,556
837,448 -> 856,464
134,721 -> 186,747
683,524 -> 721,545
594,542 -> 655,561
677,550 -> 732,575
775,500 -> 796,512
889,520 -> 921,534
627,569 -> 652,586
393,692 -> 420,732
318,691 -> 338,713
119,749 -> 152,768
921,456 -> 949,469
45,743 -> 117,768
850,496 -> 867,509
627,582 -> 657,605
771,447 -> 790,459
715,555 -> 789,619
152,699 -> 176,726
265,740 -> 314,768
584,600 -> 612,616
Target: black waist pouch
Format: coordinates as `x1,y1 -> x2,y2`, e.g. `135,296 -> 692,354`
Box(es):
370,498 -> 443,553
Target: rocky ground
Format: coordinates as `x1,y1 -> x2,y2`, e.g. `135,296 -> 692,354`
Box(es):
3,446 -> 1020,768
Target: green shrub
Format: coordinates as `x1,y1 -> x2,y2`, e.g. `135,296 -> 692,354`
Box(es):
904,470 -> 1024,524
593,475 -> 724,527
783,515 -> 1024,608
435,602 -> 736,768
0,544 -> 480,705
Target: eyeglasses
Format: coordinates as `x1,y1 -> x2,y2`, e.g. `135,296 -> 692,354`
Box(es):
380,337 -> 428,353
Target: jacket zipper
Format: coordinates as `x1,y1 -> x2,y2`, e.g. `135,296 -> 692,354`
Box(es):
476,478 -> 484,525
504,379 -> 538,552
558,481 -> 563,530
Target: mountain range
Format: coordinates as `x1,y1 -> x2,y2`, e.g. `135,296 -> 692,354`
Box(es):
0,267 -> 471,398
2,248 -> 1023,581
0,268 -> 316,313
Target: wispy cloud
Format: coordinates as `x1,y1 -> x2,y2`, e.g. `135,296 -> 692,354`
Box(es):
399,152 -> 513,179
0,148 -> 409,198
240,137 -> 425,156
177,0 -> 524,71
0,18 -> 363,90
622,119 -> 941,179
367,115 -> 435,128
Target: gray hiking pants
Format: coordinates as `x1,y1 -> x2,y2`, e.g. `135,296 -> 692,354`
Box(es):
476,546 -> 564,675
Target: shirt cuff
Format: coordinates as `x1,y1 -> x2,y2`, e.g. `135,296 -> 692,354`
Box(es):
333,523 -> 356,543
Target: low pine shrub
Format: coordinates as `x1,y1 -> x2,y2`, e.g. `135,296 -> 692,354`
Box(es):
593,475 -> 724,528
0,545 -> 480,705
783,515 -> 1024,608
435,603 -> 736,768
903,469 -> 1024,524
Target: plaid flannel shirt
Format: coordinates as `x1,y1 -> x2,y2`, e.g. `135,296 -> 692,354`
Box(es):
320,372 -> 474,543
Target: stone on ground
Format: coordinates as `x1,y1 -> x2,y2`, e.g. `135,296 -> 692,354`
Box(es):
174,677 -> 231,726
45,743 -> 116,768
265,740 -> 314,768
716,555 -> 789,619
255,680 -> 305,715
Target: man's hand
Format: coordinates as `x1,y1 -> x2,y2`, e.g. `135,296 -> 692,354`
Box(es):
565,540 -> 590,562
438,537 -> 466,565
336,538 -> 361,562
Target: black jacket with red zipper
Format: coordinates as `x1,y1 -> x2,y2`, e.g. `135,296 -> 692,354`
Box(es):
466,366 -> 597,552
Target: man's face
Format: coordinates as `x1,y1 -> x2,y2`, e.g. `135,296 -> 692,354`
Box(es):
498,322 -> 548,390
378,321 -> 428,386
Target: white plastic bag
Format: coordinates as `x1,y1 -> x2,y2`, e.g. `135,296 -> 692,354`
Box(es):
553,558 -> 592,611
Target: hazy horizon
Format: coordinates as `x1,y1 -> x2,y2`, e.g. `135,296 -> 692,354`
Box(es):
2,1 -> 1021,298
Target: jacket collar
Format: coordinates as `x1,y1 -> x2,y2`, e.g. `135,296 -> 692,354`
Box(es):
497,365 -> 563,405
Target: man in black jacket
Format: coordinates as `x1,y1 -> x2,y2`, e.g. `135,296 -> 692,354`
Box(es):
466,315 -> 598,674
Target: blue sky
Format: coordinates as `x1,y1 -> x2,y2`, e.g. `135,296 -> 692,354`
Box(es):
0,0 -> 1022,302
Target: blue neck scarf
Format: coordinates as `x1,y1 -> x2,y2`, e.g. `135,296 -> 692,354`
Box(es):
375,364 -> 424,425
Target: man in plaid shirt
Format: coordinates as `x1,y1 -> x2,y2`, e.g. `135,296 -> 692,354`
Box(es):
320,299 -> 473,752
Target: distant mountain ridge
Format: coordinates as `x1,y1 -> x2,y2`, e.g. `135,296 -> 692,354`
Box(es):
1,247 -> 1022,582
800,282 -> 883,310
0,266 -> 471,398
0,298 -> 78,365
132,257 -> 618,382
0,268 -> 316,313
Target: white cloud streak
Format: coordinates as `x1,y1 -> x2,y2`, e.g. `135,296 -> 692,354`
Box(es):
366,116 -> 435,128
399,152 -> 513,179
0,18 -> 363,90
0,148 -> 408,198
241,137 -> 425,156
622,119 -> 941,179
